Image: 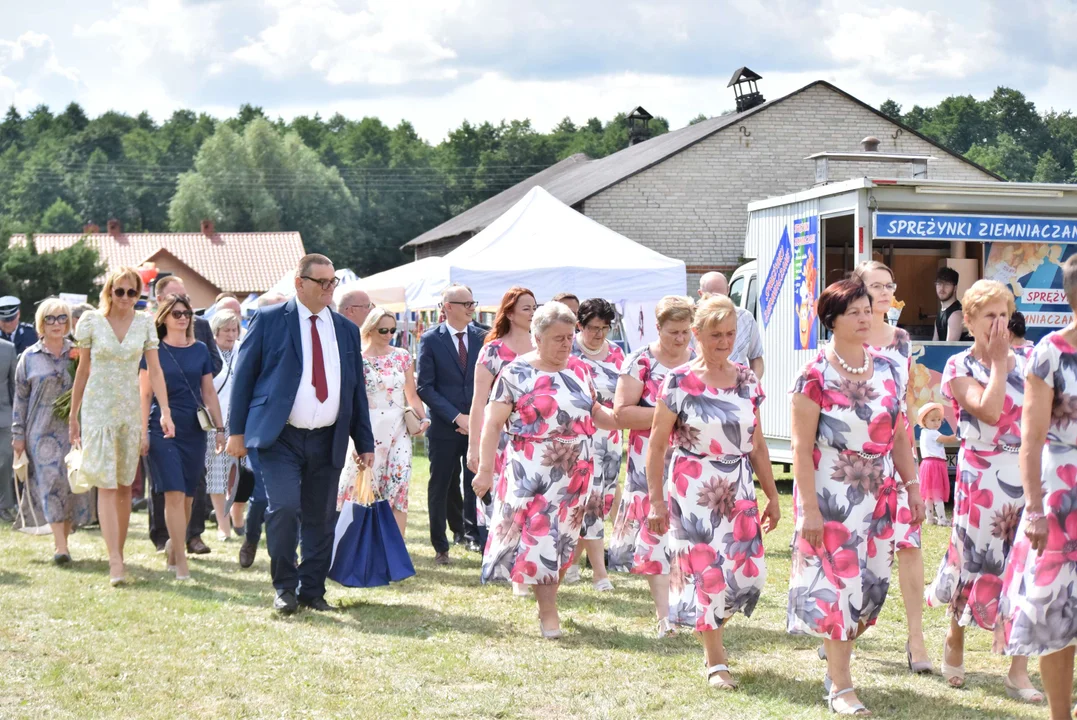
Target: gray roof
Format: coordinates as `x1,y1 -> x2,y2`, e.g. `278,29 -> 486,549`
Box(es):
405,80 -> 999,248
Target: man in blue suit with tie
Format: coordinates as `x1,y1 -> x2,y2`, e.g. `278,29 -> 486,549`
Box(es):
417,284 -> 487,565
227,254 -> 374,614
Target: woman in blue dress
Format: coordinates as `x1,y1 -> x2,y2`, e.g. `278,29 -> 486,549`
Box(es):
140,294 -> 224,581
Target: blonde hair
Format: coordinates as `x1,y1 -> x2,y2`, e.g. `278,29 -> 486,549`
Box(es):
656,295 -> 694,326
210,309 -> 240,335
1063,254 -> 1077,309
852,260 -> 894,282
962,279 -> 1015,323
692,294 -> 736,333
360,307 -> 394,341
100,267 -> 143,316
35,298 -> 72,335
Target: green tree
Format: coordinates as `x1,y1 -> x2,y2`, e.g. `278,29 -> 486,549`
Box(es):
1033,150 -> 1066,183
0,237 -> 105,307
920,95 -> 994,155
965,133 -> 1036,180
688,113 -> 709,125
879,100 -> 902,120
39,198 -> 81,233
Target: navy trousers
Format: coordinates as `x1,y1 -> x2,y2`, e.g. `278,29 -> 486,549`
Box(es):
249,425 -> 340,601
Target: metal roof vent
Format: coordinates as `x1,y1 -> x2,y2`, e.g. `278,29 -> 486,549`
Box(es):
861,136 -> 881,152
728,67 -> 765,113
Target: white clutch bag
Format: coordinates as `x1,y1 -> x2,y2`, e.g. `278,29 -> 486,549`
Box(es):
66,447 -> 92,494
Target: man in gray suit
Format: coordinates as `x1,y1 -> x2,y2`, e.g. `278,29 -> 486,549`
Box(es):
0,338 -> 17,523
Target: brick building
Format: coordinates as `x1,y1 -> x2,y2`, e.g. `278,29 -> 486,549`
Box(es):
405,77 -> 998,291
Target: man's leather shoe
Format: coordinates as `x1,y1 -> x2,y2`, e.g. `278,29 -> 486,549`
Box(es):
453,533 -> 464,545
187,537 -> 211,555
274,591 -> 298,615
298,596 -> 335,612
434,551 -> 451,566
238,541 -> 257,568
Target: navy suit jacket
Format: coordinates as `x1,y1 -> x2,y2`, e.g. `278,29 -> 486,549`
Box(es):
417,322 -> 486,441
228,298 -> 374,469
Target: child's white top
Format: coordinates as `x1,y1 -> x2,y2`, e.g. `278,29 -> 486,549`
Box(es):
919,428 -> 946,460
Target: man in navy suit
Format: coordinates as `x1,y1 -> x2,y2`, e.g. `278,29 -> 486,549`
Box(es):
417,284 -> 487,564
227,254 -> 374,614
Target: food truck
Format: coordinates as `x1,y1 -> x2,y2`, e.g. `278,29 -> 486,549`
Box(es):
732,176 -> 1077,464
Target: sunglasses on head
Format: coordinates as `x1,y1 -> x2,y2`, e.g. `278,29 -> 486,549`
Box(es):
170,310 -> 193,320
113,288 -> 139,298
44,314 -> 69,325
377,327 -> 397,335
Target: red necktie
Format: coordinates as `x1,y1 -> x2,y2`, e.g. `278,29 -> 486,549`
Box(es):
456,332 -> 467,370
310,316 -> 328,403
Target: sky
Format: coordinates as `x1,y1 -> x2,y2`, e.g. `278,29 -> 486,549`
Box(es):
2,0 -> 1076,142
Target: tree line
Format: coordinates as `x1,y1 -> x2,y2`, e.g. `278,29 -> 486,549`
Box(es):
0,85 -> 1073,307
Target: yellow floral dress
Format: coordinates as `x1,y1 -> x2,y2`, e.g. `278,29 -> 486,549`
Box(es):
74,310 -> 159,489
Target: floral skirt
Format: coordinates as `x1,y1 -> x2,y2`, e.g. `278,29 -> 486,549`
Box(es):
481,436 -> 592,585
581,429 -> 622,541
609,432 -> 671,574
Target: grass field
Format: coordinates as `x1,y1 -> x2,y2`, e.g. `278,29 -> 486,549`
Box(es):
0,457 -> 1048,719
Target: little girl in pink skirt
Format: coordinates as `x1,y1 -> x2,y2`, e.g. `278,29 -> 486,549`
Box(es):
917,402 -> 956,525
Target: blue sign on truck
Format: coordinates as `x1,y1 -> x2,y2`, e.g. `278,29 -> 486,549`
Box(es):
875,211 -> 1077,243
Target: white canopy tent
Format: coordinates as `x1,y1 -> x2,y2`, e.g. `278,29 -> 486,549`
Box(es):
407,187 -> 687,315
357,256 -> 446,311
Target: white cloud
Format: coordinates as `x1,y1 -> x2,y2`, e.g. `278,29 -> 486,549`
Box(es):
0,31 -> 80,110
233,0 -> 460,85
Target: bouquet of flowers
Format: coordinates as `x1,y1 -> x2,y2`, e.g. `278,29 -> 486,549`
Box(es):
52,347 -> 81,421
887,297 -> 905,327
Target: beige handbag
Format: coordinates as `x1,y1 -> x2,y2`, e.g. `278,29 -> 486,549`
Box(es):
66,446 -> 92,494
403,407 -> 423,435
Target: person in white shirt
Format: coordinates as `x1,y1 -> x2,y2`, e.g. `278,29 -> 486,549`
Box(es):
698,272 -> 764,378
917,402 -> 957,525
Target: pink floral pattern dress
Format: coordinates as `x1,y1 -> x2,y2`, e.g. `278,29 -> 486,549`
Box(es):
609,345 -> 693,575
662,364 -> 767,631
999,333 -> 1077,656
925,347 -> 1028,630
480,357 -> 597,585
787,350 -> 903,641
572,338 -> 625,540
477,339 -> 522,531
873,328 -> 922,551
337,348 -> 413,512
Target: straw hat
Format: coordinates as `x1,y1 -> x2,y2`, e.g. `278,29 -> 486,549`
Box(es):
917,401 -> 945,426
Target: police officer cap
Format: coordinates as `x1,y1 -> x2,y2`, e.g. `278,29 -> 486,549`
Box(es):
0,296 -> 20,320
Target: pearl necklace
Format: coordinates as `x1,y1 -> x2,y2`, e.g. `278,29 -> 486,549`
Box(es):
832,345 -> 870,375
578,339 -> 606,358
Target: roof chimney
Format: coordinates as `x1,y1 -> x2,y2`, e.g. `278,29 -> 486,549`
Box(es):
626,106 -> 654,147
728,67 -> 765,113
861,136 -> 881,152
83,222 -> 100,235
106,218 -> 121,238
200,219 -> 216,237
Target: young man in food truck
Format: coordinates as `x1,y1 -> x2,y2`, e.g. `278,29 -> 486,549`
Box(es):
933,267 -> 971,342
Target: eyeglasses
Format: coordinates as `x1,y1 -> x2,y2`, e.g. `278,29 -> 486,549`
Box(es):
346,302 -> 372,311
44,314 -> 69,325
301,276 -> 340,290
869,282 -> 898,292
113,288 -> 139,298
377,327 -> 397,335
583,324 -> 611,333
170,310 -> 194,320
445,301 -> 478,309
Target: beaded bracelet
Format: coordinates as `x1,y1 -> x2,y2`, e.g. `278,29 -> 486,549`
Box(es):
1024,510 -> 1046,523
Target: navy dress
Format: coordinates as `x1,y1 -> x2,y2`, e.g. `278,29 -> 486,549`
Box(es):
142,341 -> 214,496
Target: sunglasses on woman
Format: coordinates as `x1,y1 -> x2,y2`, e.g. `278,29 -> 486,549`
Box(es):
377,327 -> 397,335
170,310 -> 194,320
43,314 -> 69,325
113,288 -> 139,298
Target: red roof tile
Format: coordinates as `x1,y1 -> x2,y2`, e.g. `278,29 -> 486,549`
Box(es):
9,232 -> 306,293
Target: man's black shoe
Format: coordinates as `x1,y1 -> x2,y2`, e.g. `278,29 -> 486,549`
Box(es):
274,591 -> 298,615
298,596 -> 335,612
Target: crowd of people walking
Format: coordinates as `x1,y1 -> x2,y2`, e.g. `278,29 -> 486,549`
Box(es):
6,252 -> 1077,718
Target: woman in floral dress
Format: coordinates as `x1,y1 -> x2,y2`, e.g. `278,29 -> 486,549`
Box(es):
569,298 -> 625,591
853,261 -> 931,672
466,287 -> 535,553
70,267 -> 173,586
646,295 -> 780,690
925,280 -> 1042,701
610,295 -> 695,638
472,301 -> 616,639
1000,258 -> 1077,719
337,308 -> 427,538
787,279 -> 920,717
12,299 -> 91,561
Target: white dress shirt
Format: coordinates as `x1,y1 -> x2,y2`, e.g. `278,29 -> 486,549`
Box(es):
730,307 -> 764,366
445,320 -> 470,352
288,301 -> 341,429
